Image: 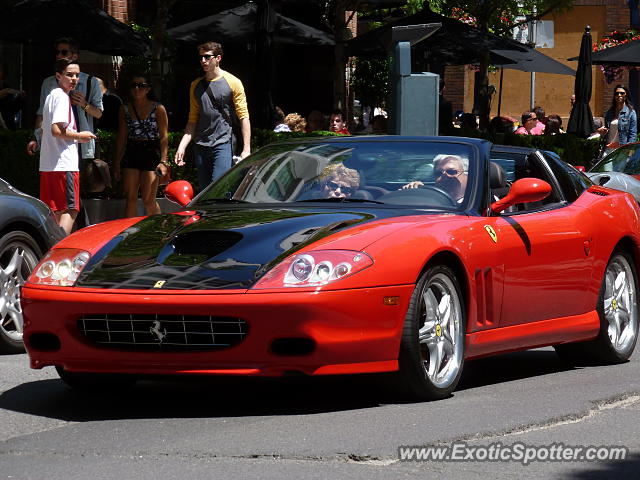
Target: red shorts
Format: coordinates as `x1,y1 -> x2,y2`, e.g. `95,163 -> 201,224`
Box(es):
40,171 -> 80,212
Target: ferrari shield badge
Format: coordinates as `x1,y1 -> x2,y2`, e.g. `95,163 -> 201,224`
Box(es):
484,225 -> 498,243
153,280 -> 166,288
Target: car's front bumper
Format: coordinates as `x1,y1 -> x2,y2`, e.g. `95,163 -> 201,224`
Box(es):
22,284 -> 414,376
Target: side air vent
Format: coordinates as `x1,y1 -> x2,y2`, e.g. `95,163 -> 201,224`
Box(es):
588,186 -> 610,197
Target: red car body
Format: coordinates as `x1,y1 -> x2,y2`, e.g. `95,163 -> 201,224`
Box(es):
21,138 -> 640,399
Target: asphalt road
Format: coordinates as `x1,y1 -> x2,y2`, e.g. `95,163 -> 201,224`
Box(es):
1,347 -> 639,479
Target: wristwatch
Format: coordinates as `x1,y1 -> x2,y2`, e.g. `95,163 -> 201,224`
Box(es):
83,104 -> 90,112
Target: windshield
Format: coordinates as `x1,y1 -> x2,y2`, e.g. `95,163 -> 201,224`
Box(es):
195,140 -> 477,209
590,144 -> 640,175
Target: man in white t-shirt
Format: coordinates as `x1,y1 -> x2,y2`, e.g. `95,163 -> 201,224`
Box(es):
40,58 -> 96,234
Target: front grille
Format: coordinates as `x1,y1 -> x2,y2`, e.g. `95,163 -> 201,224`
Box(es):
78,314 -> 248,351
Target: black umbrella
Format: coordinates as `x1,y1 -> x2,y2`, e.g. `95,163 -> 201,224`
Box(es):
567,26 -> 594,138
589,39 -> 640,66
490,47 -> 575,118
348,7 -> 529,66
167,2 -> 334,46
0,0 -> 150,56
490,48 -> 576,75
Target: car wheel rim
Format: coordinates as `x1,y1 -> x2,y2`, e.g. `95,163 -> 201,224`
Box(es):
417,272 -> 464,388
604,255 -> 638,353
0,246 -> 33,342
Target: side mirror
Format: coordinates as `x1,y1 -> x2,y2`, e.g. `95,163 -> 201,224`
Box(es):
165,180 -> 194,207
491,178 -> 552,213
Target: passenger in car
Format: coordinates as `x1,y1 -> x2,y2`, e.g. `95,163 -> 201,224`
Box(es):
319,163 -> 360,198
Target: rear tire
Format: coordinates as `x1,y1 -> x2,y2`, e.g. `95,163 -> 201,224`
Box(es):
555,250 -> 638,364
393,264 -> 466,401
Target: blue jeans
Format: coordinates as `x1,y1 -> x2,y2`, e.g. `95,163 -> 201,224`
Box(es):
194,143 -> 233,190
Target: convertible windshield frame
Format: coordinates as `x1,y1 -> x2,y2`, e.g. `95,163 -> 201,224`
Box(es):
191,138 -> 485,211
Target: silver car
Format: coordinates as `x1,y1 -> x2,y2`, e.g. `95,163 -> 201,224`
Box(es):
0,178 -> 64,353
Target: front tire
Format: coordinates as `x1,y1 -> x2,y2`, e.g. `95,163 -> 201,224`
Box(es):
0,231 -> 41,353
394,264 -> 466,400
555,250 -> 638,364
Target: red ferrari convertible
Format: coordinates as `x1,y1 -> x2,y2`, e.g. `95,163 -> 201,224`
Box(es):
22,137 -> 640,400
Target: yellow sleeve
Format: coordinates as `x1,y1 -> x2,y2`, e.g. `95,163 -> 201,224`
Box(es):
187,77 -> 202,124
224,72 -> 249,120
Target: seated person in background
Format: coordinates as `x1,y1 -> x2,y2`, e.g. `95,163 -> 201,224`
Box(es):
273,106 -> 290,132
402,154 -> 468,203
306,110 -> 325,132
531,106 -> 546,134
488,115 -> 516,134
588,117 -> 605,140
544,114 -> 564,135
284,112 -> 307,132
371,114 -> 387,134
515,111 -> 542,135
329,110 -> 350,135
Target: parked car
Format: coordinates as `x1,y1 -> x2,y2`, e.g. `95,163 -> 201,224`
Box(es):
586,143 -> 640,202
0,178 -> 64,353
21,137 -> 640,400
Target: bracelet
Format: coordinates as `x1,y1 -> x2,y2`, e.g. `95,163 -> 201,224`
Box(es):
83,104 -> 90,112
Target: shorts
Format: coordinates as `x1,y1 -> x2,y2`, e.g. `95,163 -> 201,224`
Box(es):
40,171 -> 80,212
122,140 -> 160,171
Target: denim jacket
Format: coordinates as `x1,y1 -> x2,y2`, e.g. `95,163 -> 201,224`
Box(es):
605,105 -> 638,145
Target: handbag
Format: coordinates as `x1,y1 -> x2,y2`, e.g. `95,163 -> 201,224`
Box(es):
128,103 -> 171,185
83,158 -> 112,193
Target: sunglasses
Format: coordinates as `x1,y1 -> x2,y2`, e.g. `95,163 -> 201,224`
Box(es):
436,168 -> 462,178
200,54 -> 216,60
131,82 -> 149,89
615,91 -> 626,96
324,180 -> 354,194
56,49 -> 75,56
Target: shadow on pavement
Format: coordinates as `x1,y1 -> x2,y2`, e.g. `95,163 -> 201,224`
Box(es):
0,348 -> 583,421
563,451 -> 640,479
0,374 -> 385,422
457,347 -> 576,391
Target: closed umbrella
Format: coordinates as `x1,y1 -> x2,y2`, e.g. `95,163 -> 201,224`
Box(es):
0,0 -> 150,56
567,26 -> 594,138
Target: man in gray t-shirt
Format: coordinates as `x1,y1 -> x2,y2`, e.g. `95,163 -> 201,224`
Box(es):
26,37 -> 103,161
175,41 -> 251,190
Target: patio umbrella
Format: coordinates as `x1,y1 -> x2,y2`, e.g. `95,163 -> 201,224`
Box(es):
0,0 -> 150,56
490,48 -> 576,75
567,26 -> 594,138
589,39 -> 640,66
167,2 -> 334,46
490,47 -> 576,118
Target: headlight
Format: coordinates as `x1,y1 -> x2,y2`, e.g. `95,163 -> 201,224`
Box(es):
28,248 -> 91,286
253,250 -> 373,289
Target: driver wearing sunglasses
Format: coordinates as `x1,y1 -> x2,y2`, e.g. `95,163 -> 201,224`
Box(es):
402,154 -> 468,203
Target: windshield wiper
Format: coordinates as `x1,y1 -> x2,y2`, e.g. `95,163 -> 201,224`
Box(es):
298,197 -> 384,204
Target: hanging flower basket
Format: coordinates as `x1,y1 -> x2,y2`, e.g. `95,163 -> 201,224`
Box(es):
594,29 -> 640,83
